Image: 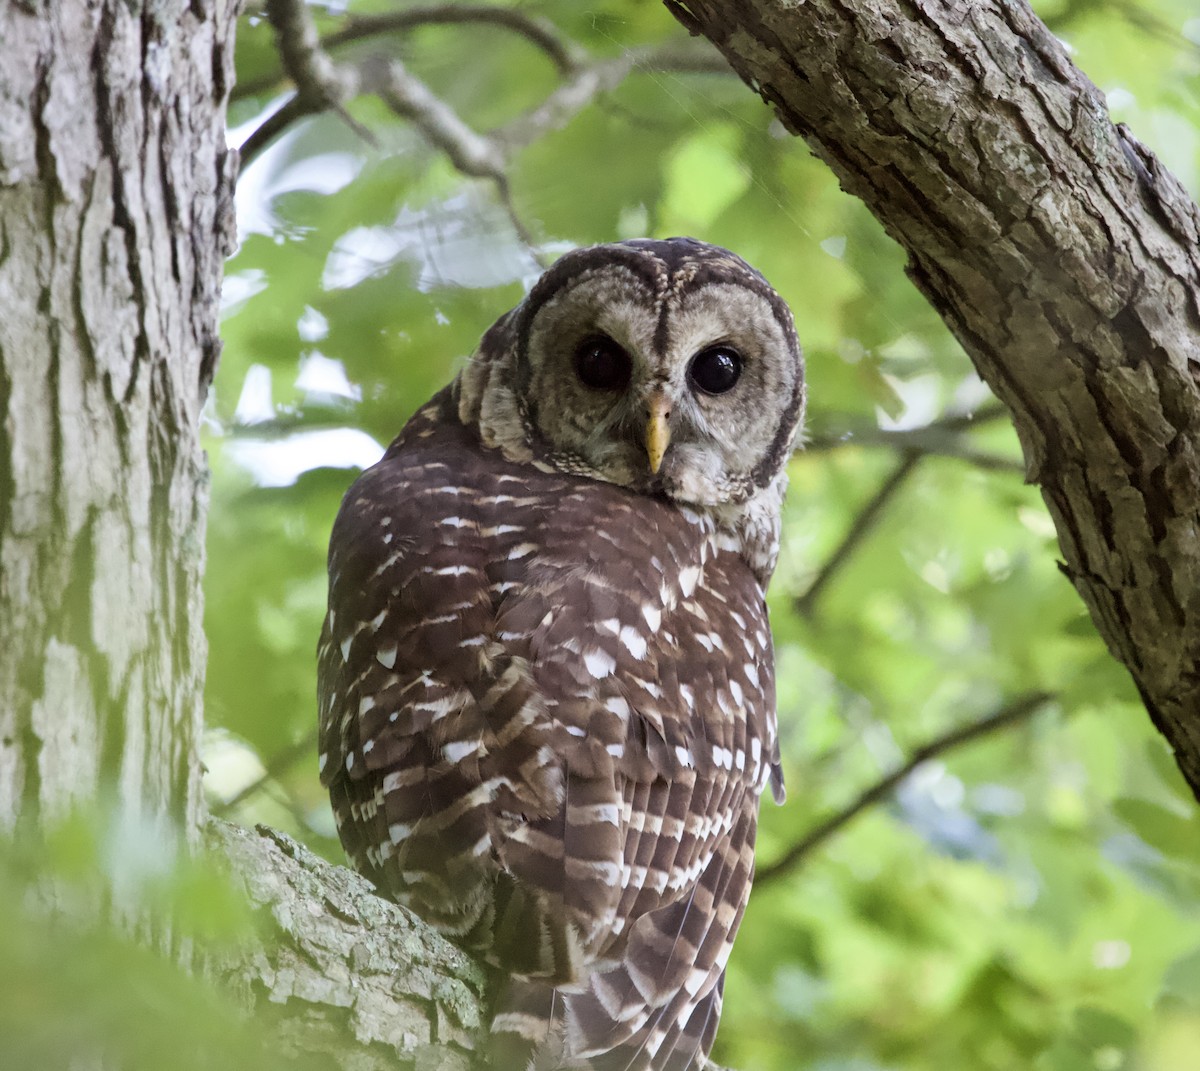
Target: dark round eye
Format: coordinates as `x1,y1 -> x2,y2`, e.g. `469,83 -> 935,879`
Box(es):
573,335 -> 632,392
688,346 -> 742,395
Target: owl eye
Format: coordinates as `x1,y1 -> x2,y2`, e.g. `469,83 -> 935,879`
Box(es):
688,346 -> 742,395
573,335 -> 632,392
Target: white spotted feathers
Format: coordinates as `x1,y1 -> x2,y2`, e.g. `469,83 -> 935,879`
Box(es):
319,238 -> 802,1071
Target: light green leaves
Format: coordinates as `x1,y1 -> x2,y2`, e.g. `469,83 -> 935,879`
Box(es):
204,3 -> 1200,1068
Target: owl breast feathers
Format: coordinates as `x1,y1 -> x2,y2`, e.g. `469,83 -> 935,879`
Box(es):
319,238 -> 802,1070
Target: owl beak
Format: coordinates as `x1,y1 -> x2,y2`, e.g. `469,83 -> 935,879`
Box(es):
644,390 -> 672,474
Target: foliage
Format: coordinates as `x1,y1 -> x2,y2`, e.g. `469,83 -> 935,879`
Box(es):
0,806 -> 307,1071
203,1 -> 1200,1067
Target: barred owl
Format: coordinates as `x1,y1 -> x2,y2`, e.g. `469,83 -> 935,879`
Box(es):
318,238 -> 803,1070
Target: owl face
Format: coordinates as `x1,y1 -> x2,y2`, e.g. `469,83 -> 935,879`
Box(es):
511,240 -> 805,509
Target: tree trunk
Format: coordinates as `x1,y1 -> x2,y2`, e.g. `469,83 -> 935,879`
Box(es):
0,0 -> 237,834
668,0 -> 1200,794
0,5 -> 489,1065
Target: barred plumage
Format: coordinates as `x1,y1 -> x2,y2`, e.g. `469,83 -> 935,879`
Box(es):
319,238 -> 803,1070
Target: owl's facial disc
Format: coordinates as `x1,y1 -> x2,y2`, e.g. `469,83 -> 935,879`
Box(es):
518,255 -> 803,508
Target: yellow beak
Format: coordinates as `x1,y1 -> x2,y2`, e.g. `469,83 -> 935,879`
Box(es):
644,390 -> 672,474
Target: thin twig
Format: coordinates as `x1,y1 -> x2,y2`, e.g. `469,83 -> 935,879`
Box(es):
238,94 -> 313,171
210,730 -> 318,817
325,6 -> 583,74
240,0 -> 371,174
807,429 -> 1023,473
494,176 -> 553,269
365,55 -> 506,178
803,404 -> 1023,471
794,452 -> 922,617
755,691 -> 1055,886
363,55 -> 546,264
805,402 -> 1010,452
495,52 -> 641,154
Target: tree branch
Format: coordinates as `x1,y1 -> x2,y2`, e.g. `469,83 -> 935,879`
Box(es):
804,403 -> 1022,472
364,56 -> 506,180
324,6 -> 583,75
233,4 -> 583,101
671,0 -> 1200,799
209,731 -> 317,818
238,9 -> 719,263
493,52 -> 642,155
808,402 -> 1009,445
239,4 -> 724,180
210,820 -> 486,1071
794,408 -> 1019,615
755,691 -> 1054,886
211,820 -> 749,1069
241,0 -> 373,173
794,452 -> 921,618
237,94 -> 315,172
821,436 -> 1023,473
265,0 -> 350,107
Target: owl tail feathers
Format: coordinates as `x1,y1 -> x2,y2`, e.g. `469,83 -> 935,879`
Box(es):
488,973 -> 716,1071
479,873 -> 587,985
488,979 -> 631,1071
488,978 -> 582,1071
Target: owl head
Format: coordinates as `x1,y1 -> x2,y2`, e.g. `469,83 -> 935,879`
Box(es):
458,238 -> 804,530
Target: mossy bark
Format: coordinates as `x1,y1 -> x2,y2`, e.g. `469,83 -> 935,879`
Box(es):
0,0 -> 238,835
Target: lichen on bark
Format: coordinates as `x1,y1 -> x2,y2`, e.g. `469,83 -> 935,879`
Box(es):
210,821 -> 486,1071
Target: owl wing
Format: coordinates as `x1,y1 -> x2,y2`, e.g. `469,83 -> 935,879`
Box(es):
319,393 -> 781,1066
319,394 -> 591,979
483,490 -> 781,1068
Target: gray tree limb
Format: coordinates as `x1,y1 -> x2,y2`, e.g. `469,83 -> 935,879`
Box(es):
210,821 -> 486,1071
667,0 -> 1200,796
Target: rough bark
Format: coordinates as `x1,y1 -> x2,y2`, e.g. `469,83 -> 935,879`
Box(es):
210,821 -> 485,1071
0,4 -> 488,1066
0,0 -> 238,833
210,825 -> 740,1070
668,0 -> 1200,793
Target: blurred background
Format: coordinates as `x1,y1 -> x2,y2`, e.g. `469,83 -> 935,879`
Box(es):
202,2 -> 1200,1068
